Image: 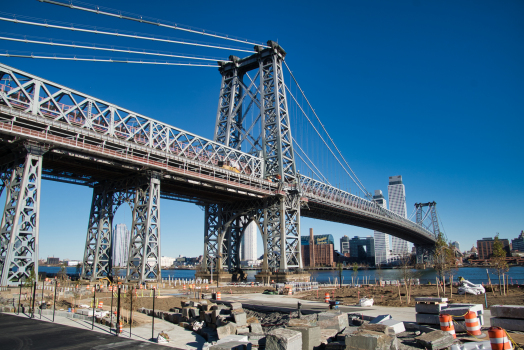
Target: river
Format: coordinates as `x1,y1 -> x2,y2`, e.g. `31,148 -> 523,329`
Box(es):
38,266 -> 524,285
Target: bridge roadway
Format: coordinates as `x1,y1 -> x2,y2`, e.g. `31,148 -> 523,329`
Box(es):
0,62 -> 436,246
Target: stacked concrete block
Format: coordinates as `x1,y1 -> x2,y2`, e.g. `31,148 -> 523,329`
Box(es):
266,329 -> 302,350
344,330 -> 399,350
415,330 -> 455,350
491,305 -> 524,331
415,297 -> 448,326
288,325 -> 321,350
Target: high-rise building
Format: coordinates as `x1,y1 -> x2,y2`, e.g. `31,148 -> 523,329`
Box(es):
373,190 -> 390,265
301,230 -> 335,267
451,241 -> 461,252
512,231 -> 524,252
241,221 -> 257,262
349,236 -> 375,264
340,235 -> 350,255
388,175 -> 409,256
113,223 -> 130,267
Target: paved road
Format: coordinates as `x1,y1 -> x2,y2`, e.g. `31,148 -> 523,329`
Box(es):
0,313 -> 175,349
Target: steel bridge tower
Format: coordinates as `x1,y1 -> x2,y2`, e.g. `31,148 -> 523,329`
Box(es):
414,201 -> 440,264
198,41 -> 306,283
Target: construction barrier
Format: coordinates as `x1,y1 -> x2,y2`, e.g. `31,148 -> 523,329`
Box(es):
288,287 -> 293,295
139,284 -> 143,290
118,322 -> 123,334
465,311 -> 482,336
325,293 -> 330,303
439,314 -> 456,339
205,285 -> 208,291
183,284 -> 186,290
98,301 -> 103,309
488,327 -> 513,350
216,292 -> 221,300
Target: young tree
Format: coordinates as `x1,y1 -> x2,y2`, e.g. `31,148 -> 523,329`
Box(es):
399,253 -> 417,304
491,233 -> 509,296
57,263 -> 68,281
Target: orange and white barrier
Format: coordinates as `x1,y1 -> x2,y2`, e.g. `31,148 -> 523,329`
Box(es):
216,291 -> 221,300
488,327 -> 513,350
439,314 -> 456,339
139,284 -> 143,290
288,287 -> 293,295
325,293 -> 330,303
465,311 -> 482,336
205,285 -> 209,291
98,301 -> 103,309
118,321 -> 123,334
183,284 -> 186,290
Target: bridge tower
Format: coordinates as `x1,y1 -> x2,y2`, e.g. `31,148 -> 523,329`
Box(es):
199,41 -> 306,283
0,142 -> 46,286
414,201 -> 440,264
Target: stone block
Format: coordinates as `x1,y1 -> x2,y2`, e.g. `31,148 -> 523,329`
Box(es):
370,314 -> 391,324
317,313 -> 349,331
237,326 -> 250,335
359,323 -> 395,335
380,319 -> 406,334
218,335 -> 250,342
250,323 -> 263,333
320,328 -> 338,344
230,302 -> 243,310
491,317 -> 524,331
415,330 -> 455,350
189,307 -> 199,318
416,303 -> 448,314
218,324 -> 234,339
345,330 -> 399,350
248,333 -> 266,347
288,318 -> 315,327
491,305 -> 524,319
233,312 -> 247,327
336,327 -> 358,341
415,297 -> 448,303
267,329 -> 302,350
447,303 -> 483,314
288,326 -> 321,350
210,341 -> 252,350
416,313 -> 440,325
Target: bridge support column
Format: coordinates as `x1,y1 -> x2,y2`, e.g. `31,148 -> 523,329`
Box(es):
415,244 -> 435,265
126,172 -> 161,283
81,183 -> 114,281
0,144 -> 45,286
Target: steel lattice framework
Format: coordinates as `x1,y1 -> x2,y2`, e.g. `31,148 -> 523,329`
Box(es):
414,201 -> 440,264
208,42 -> 301,273
0,55 -> 441,284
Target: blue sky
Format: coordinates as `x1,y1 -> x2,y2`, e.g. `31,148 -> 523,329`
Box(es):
0,0 -> 522,260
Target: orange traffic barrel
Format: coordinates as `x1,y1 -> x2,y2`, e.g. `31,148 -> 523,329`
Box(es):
118,321 -> 123,334
251,282 -> 254,287
139,284 -> 143,290
465,311 -> 482,336
325,293 -> 330,303
183,284 -> 186,290
288,287 -> 293,295
98,301 -> 103,309
216,291 -> 221,300
205,285 -> 209,291
488,327 -> 513,350
439,314 -> 456,339
108,286 -> 113,292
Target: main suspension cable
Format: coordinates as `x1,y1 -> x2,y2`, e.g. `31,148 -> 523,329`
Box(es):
0,33 -> 229,62
39,0 -> 268,48
0,50 -> 217,66
0,13 -> 253,53
284,61 -> 371,197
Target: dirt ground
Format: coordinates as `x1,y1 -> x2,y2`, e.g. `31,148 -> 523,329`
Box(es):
297,284 -> 524,308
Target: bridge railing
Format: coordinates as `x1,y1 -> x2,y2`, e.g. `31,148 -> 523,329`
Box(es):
0,63 -> 262,178
298,175 -> 435,239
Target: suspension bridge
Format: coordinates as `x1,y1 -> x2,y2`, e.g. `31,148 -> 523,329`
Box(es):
0,0 -> 439,286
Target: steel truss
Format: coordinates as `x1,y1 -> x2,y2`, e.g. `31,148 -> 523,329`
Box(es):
209,42 -> 301,272
0,62 -> 262,178
81,174 -> 161,283
0,143 -> 45,286
414,201 -> 440,264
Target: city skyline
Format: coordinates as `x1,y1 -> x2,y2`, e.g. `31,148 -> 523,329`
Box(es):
0,0 -> 521,261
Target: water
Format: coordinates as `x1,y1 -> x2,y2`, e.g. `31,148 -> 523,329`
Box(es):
38,266 -> 524,285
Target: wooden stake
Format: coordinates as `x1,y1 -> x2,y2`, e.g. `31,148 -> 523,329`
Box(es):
436,277 -> 440,297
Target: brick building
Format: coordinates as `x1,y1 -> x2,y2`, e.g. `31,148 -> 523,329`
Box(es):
477,237 -> 510,260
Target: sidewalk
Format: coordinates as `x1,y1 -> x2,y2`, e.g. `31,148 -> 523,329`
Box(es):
3,310 -> 206,349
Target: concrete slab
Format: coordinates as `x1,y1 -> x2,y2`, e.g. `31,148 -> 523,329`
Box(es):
266,328 -> 302,350
415,297 -> 448,302
415,330 -> 455,350
416,313 -> 440,325
491,305 -> 524,319
288,325 -> 321,350
345,330 -> 399,350
317,312 -> 349,331
491,317 -> 524,331
416,303 -> 448,314
380,319 -> 406,334
250,322 -> 263,333
210,341 -> 252,350
370,314 -> 391,324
